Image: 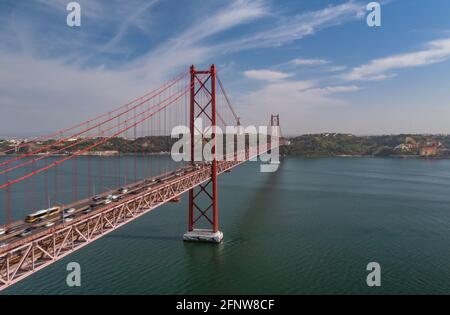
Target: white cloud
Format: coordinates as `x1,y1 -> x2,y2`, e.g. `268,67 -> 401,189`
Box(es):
238,80 -> 360,134
0,0 -> 372,135
99,0 -> 160,52
0,0 -> 271,134
291,58 -> 330,66
327,65 -> 347,72
125,0 -> 269,81
243,69 -> 292,81
177,0 -> 268,45
218,1 -> 365,52
309,85 -> 361,94
344,38 -> 450,81
0,52 -> 149,135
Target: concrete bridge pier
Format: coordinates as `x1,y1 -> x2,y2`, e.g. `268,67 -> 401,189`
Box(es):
183,229 -> 223,243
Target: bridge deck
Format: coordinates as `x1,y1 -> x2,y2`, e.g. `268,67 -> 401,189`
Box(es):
0,154 -> 260,291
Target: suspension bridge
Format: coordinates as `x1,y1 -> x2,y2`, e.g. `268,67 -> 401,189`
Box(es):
0,64 -> 284,291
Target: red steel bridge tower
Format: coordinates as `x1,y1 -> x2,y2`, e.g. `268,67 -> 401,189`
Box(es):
183,65 -> 223,243
271,114 -> 280,128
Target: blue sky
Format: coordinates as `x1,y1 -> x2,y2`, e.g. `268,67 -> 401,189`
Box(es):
1,0 -> 450,135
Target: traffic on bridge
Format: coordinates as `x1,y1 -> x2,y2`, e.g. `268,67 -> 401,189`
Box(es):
0,65 -> 283,291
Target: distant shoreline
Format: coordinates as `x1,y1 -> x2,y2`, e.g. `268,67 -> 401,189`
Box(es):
0,152 -> 172,157
2,133 -> 450,160
286,154 -> 448,160
1,153 -> 448,159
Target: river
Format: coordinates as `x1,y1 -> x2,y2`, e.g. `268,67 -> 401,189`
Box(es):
3,156 -> 450,294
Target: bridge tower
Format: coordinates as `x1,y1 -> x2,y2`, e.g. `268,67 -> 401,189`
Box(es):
183,64 -> 223,243
271,114 -> 280,127
270,114 -> 285,146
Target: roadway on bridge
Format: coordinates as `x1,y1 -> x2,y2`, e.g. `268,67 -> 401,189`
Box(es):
0,162 -> 206,250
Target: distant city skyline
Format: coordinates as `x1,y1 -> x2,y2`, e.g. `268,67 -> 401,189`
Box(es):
1,0 -> 450,136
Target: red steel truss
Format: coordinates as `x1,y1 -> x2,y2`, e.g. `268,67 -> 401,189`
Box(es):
0,160 -> 239,290
188,65 -> 219,233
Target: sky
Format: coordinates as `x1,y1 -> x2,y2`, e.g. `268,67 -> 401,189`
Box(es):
1,0 -> 450,136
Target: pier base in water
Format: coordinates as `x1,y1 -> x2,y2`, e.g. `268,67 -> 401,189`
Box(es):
183,229 -> 223,243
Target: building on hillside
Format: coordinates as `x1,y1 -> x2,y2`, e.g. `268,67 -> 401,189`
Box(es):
420,142 -> 439,157
395,137 -> 443,157
394,143 -> 409,151
394,137 -> 420,153
406,143 -> 419,151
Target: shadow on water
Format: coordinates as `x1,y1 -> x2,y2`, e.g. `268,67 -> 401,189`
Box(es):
104,233 -> 181,242
179,161 -> 285,294
181,239 -> 226,294
231,161 -> 285,232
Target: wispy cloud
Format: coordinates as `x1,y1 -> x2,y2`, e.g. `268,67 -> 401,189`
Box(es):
218,1 -> 366,52
0,0 -> 272,134
344,38 -> 450,81
0,0 -> 162,62
327,65 -> 347,72
243,69 -> 292,81
126,0 -> 269,80
309,85 -> 361,94
0,0 -> 373,134
176,0 -> 268,45
291,58 -> 330,66
238,79 -> 360,134
0,52 -> 148,135
99,0 -> 160,52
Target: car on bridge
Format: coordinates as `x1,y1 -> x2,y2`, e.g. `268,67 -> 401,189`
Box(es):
147,178 -> 161,184
92,195 -> 103,202
4,225 -> 22,235
0,228 -> 5,236
130,188 -> 145,195
84,206 -> 94,213
45,221 -> 55,228
64,208 -> 76,214
64,216 -> 74,223
90,201 -> 103,209
20,228 -> 34,237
